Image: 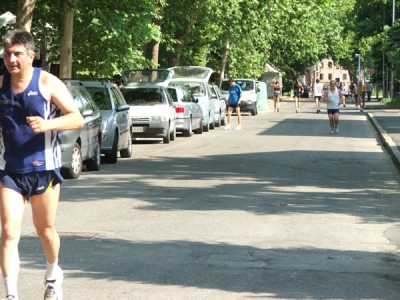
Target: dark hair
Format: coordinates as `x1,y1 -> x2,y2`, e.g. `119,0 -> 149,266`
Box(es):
316,79 -> 320,83
229,77 -> 235,82
2,29 -> 35,55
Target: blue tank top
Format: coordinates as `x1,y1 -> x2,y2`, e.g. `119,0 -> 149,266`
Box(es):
0,67 -> 62,173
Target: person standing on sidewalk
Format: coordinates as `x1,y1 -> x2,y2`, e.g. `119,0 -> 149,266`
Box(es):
323,80 -> 343,134
366,81 -> 373,102
353,81 -> 359,109
224,77 -> 243,130
313,79 -> 324,113
0,30 -> 84,300
292,78 -> 304,113
270,80 -> 281,112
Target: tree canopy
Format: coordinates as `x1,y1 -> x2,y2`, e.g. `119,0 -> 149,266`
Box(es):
1,0 -> 399,90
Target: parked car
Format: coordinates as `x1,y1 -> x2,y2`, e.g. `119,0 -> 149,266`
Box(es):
220,78 -> 259,115
167,85 -> 203,136
81,80 -> 132,164
59,80 -> 102,179
209,84 -> 227,127
120,69 -> 176,144
168,66 -> 215,132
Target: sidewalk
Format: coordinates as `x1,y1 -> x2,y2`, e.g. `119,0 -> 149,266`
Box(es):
365,100 -> 400,171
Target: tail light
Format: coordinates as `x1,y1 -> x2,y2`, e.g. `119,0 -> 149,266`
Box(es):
175,106 -> 185,114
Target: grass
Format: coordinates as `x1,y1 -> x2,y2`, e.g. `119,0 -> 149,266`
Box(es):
380,97 -> 400,106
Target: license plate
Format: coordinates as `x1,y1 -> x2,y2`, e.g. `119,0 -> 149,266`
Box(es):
132,127 -> 144,132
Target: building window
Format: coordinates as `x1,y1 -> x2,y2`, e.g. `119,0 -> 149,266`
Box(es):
328,74 -> 332,80
343,74 -> 347,80
320,74 -> 324,80
320,62 -> 324,68
328,62 -> 333,68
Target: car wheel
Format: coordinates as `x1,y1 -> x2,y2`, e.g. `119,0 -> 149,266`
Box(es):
221,113 -> 226,126
170,124 -> 176,141
182,117 -> 192,137
194,119 -> 203,134
163,125 -> 171,144
215,111 -> 221,127
105,133 -> 118,164
251,107 -> 257,116
61,142 -> 82,179
203,120 -> 209,132
120,130 -> 132,158
86,138 -> 101,171
209,113 -> 215,130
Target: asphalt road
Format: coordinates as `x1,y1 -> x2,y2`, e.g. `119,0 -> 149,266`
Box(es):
9,99 -> 400,299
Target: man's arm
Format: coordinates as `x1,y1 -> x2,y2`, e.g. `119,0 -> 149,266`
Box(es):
26,72 -> 84,133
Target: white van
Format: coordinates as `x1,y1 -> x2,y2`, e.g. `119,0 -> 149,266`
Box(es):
220,78 -> 259,115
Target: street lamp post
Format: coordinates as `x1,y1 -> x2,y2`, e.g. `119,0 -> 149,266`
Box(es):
355,54 -> 361,82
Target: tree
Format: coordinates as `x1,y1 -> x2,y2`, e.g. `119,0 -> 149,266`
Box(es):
16,0 -> 36,31
59,0 -> 75,78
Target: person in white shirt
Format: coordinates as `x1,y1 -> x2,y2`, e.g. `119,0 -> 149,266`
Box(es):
341,82 -> 349,107
313,79 -> 324,113
323,80 -> 343,134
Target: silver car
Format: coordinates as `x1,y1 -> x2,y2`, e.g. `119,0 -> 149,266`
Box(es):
209,84 -> 227,127
120,69 -> 177,144
81,80 -> 133,164
168,66 -> 215,132
167,85 -> 203,136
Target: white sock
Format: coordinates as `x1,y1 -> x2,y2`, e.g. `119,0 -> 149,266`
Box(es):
45,259 -> 59,281
4,276 -> 18,298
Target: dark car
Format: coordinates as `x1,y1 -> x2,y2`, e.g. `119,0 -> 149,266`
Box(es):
81,80 -> 132,164
301,85 -> 310,98
59,80 -> 102,179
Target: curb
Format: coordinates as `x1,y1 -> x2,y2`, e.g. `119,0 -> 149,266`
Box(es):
368,112 -> 400,173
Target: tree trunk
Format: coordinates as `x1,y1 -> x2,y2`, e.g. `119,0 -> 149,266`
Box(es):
59,1 -> 75,79
151,40 -> 160,67
168,2 -> 202,67
16,0 -> 37,31
220,41 -> 230,81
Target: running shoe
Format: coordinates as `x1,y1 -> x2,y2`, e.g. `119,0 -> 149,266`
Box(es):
330,130 -> 334,135
335,126 -> 339,133
223,125 -> 231,130
2,296 -> 18,300
44,267 -> 63,300
234,124 -> 242,130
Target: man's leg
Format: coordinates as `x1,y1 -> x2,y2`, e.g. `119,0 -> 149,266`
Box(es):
0,185 -> 26,298
236,107 -> 241,125
224,107 -> 232,129
31,184 -> 61,267
328,113 -> 334,133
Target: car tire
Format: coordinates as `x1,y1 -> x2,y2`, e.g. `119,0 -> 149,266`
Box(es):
203,120 -> 209,132
183,117 -> 192,137
209,113 -> 215,130
215,112 -> 221,127
61,142 -> 82,179
170,124 -> 176,141
86,138 -> 101,171
251,107 -> 257,116
163,125 -> 171,144
105,133 -> 118,164
221,112 -> 226,126
120,130 -> 132,158
194,120 -> 203,134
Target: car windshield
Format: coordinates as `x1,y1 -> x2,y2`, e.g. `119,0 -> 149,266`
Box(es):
85,87 -> 111,110
170,81 -> 206,96
236,80 -> 254,91
121,88 -> 165,105
220,81 -> 230,91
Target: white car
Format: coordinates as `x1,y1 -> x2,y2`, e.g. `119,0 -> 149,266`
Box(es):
220,78 -> 259,115
120,69 -> 177,144
168,66 -> 215,132
209,84 -> 227,127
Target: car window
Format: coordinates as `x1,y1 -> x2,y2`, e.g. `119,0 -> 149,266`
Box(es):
237,80 -> 254,91
171,81 -> 206,96
69,87 -> 84,113
181,86 -> 194,102
80,88 -> 98,111
85,87 -> 111,110
209,85 -> 217,97
220,81 -> 230,91
168,88 -> 178,102
121,88 -> 164,105
111,88 -> 126,106
164,88 -> 174,106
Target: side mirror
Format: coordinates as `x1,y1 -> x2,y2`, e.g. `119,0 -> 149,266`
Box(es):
117,104 -> 130,112
82,109 -> 93,117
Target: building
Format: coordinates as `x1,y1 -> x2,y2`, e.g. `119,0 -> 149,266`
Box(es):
303,58 -> 350,86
